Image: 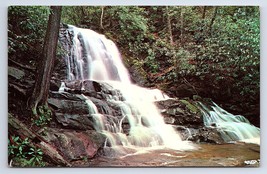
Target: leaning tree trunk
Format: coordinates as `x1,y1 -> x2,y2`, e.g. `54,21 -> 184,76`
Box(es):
29,6 -> 62,115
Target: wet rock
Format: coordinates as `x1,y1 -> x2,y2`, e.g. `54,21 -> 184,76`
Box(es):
48,87 -> 124,131
65,80 -> 96,92
156,98 -> 226,144
48,98 -> 89,114
195,127 -> 225,144
55,113 -> 95,130
166,107 -> 185,116
163,117 -> 175,124
176,126 -> 225,144
179,99 -> 199,114
40,128 -> 105,161
50,77 -> 62,91
156,98 -> 181,110
51,54 -> 67,85
91,97 -> 114,115
128,65 -> 149,87
49,91 -> 85,101
156,98 -> 203,128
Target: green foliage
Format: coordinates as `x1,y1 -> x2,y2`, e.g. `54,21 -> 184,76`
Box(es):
192,7 -> 259,98
8,6 -> 50,64
115,6 -> 147,41
27,146 -> 45,166
8,136 -> 45,167
8,6 -> 49,38
33,105 -> 52,126
8,136 -> 29,157
62,6 -> 100,26
144,47 -> 159,73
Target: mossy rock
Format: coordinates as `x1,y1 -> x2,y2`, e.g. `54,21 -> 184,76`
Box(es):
179,99 -> 199,114
193,95 -> 202,101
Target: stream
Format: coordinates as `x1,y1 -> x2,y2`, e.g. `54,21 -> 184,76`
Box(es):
71,143 -> 260,167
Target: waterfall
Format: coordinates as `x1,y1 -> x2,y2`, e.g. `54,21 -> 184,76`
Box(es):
65,25 -> 130,83
199,102 -> 260,145
62,25 -> 195,152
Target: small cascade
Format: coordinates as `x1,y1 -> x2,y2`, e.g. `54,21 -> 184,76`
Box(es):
82,94 -> 129,147
61,25 -> 195,153
58,82 -> 66,93
199,102 -> 260,145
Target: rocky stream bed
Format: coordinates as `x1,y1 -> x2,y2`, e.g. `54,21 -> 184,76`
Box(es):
8,73 -> 260,167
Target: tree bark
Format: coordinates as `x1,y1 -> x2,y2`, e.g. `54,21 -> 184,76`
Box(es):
100,6 -> 105,29
29,6 -> 62,115
166,6 -> 174,45
209,7 -> 218,36
180,7 -> 184,46
202,6 -> 207,19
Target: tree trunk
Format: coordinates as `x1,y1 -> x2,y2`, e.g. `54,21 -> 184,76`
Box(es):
29,6 -> 62,115
100,6 -> 105,29
166,6 -> 174,45
209,7 -> 218,36
180,7 -> 184,46
202,6 -> 207,19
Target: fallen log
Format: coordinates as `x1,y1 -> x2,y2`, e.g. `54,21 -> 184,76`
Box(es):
8,113 -> 72,167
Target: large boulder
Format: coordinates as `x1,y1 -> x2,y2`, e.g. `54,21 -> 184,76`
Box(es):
175,126 -> 225,144
48,97 -> 90,114
155,98 -> 203,128
55,113 -> 95,130
40,128 -> 105,161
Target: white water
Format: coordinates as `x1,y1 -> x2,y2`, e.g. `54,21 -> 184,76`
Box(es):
64,25 -> 195,152
199,102 -> 260,145
66,25 -> 130,83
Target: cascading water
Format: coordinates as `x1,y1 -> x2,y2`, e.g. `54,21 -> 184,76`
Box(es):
66,24 -> 130,83
61,25 -> 195,153
199,102 -> 260,145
